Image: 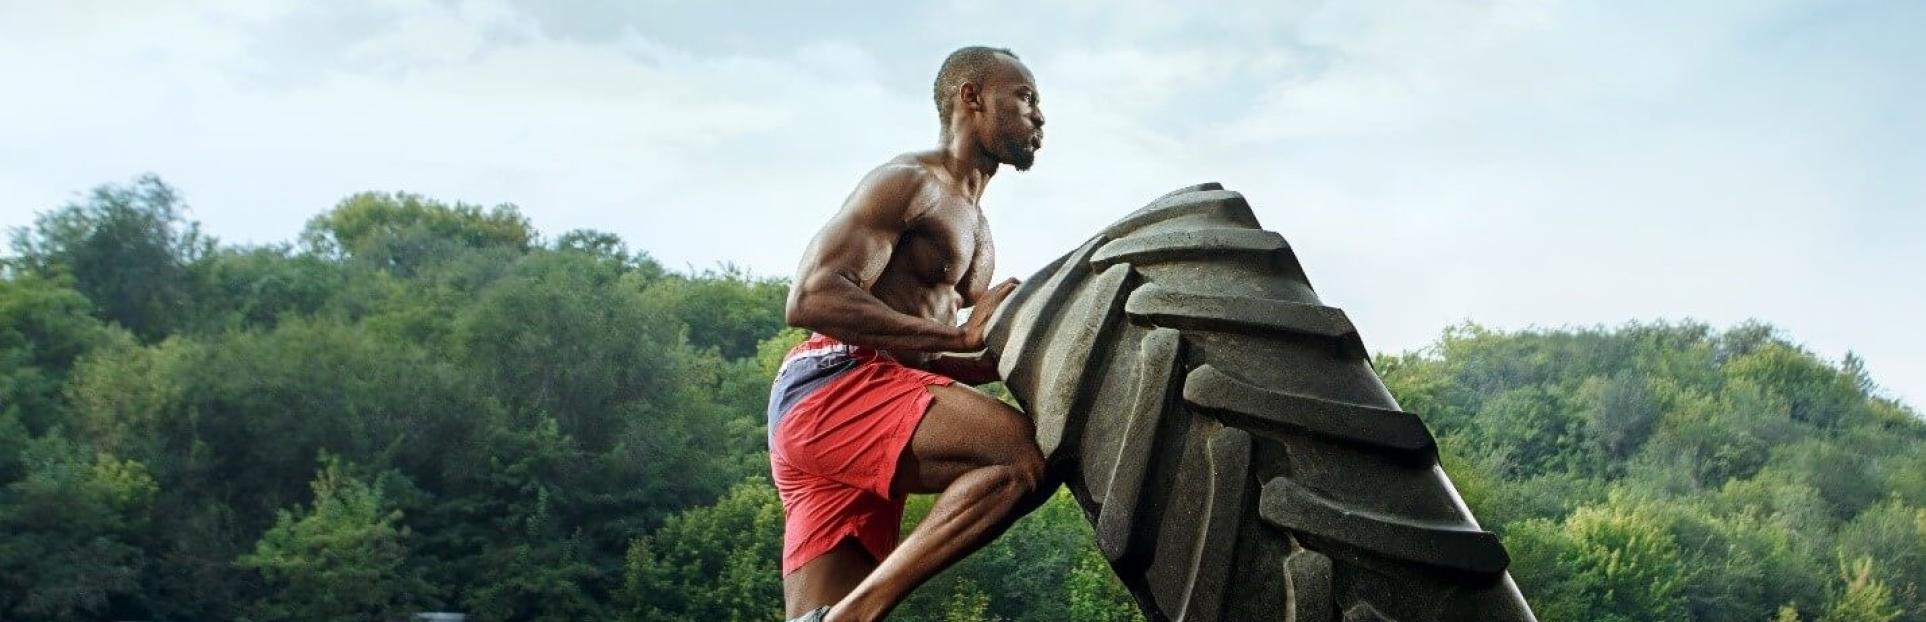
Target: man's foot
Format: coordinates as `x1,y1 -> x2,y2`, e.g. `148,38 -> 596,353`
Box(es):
787,605 -> 831,622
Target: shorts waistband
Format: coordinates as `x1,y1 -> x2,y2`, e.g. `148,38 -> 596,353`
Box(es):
778,333 -> 893,376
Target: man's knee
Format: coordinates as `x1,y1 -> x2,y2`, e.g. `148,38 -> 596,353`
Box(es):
984,400 -> 1046,499
1003,442 -> 1045,498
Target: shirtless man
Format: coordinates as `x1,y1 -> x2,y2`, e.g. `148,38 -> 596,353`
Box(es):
768,46 -> 1049,622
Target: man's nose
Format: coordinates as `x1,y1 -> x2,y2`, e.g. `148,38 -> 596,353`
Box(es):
1032,108 -> 1045,128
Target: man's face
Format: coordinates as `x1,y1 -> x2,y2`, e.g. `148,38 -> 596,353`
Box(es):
978,58 -> 1045,171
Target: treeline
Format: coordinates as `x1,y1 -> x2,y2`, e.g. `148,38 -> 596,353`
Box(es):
1,175 -> 1920,621
1378,323 -> 1923,621
0,175 -> 1137,621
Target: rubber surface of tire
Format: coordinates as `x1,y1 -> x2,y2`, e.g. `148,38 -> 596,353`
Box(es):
982,183 -> 1537,622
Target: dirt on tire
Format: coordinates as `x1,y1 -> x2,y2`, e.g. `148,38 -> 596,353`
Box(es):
982,182 -> 1537,622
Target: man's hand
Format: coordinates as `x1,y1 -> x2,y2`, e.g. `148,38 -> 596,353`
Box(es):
956,277 -> 1020,352
925,277 -> 1019,384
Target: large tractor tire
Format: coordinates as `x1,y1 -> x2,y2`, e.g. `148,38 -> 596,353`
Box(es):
982,183 -> 1536,622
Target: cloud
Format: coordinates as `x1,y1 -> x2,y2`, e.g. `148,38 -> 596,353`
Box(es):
1,0 -> 1921,407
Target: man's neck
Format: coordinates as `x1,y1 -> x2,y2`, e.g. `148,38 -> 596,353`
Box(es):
939,133 -> 999,204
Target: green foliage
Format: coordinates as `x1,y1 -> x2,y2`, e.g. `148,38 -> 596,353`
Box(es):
939,580 -> 995,621
0,434 -> 156,621
1389,321 -> 1924,621
1586,372 -> 1662,459
1775,441 -> 1885,520
4,176 -> 1922,620
649,264 -> 790,360
1669,503 -> 1825,622
7,174 -> 210,341
1836,502 -> 1926,620
1067,546 -> 1143,622
758,327 -> 811,378
453,250 -> 683,445
3,177 -> 780,618
1470,386 -> 1601,478
65,317 -> 489,531
889,488 -> 1140,622
618,477 -> 784,621
190,245 -> 346,332
302,191 -> 533,266
236,454 -> 433,620
461,486 -> 604,621
1820,557 -> 1903,622
1726,343 -> 1865,430
1505,493 -> 1690,622
0,273 -> 120,435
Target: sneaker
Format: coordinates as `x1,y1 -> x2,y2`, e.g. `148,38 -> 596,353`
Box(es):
786,605 -> 830,622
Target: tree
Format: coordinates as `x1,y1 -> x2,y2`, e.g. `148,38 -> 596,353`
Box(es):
1818,557 -> 1902,622
1468,386 -> 1599,478
1504,494 -> 1690,622
1725,343 -> 1864,430
1586,372 -> 1662,459
1835,502 -> 1926,620
0,436 -> 156,621
1631,386 -> 1782,492
618,476 -> 785,621
235,454 -> 433,620
301,191 -> 533,276
8,174 -> 209,340
0,273 -> 118,435
1668,501 -> 1826,622
888,488 -> 1130,622
649,264 -> 790,360
1067,548 -> 1142,622
461,487 -> 604,622
455,251 -> 684,446
189,245 -> 344,332
938,580 -> 996,622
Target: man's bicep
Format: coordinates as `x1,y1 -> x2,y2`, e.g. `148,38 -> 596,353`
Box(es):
808,213 -> 896,288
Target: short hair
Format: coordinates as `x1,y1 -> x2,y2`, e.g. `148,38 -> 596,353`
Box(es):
934,46 -> 1019,140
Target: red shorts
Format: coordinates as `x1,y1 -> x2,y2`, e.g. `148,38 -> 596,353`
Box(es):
766,333 -> 956,575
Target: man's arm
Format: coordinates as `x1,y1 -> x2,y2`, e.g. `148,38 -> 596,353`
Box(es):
785,164 -> 1015,352
921,352 -> 1001,385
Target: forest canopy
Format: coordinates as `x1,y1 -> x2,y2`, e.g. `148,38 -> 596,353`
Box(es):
2,175 -> 1920,621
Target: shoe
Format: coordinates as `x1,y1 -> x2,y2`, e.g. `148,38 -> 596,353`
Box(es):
786,605 -> 830,622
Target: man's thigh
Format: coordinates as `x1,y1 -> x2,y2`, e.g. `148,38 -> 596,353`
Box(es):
891,383 -> 1038,497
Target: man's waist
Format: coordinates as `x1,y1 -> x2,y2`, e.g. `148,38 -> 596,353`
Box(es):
778,332 -> 895,373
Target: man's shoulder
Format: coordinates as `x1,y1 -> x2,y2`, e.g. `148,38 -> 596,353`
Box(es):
846,152 -> 944,220
864,151 -> 942,189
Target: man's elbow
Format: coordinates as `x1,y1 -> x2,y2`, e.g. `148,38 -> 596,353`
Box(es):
786,273 -> 847,330
783,290 -> 819,330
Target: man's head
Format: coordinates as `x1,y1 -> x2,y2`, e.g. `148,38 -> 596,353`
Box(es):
934,46 -> 1044,171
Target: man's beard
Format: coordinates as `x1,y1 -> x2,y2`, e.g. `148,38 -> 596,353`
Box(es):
995,133 -> 1037,171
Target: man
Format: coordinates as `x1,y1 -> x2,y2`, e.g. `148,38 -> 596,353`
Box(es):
769,46 -> 1049,622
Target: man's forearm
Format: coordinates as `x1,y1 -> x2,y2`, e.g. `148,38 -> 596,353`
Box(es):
922,353 -> 1001,385
791,277 -> 970,352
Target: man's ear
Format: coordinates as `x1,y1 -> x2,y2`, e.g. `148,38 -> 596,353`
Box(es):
960,81 -> 984,113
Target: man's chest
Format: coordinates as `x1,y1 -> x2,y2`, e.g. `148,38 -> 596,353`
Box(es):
900,202 -> 994,291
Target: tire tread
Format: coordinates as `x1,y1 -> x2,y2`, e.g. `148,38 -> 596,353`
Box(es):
985,183 -> 1533,622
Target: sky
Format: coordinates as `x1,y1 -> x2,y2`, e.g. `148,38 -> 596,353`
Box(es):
2,0 -> 1921,408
